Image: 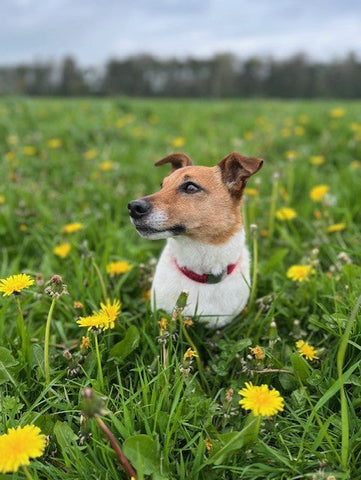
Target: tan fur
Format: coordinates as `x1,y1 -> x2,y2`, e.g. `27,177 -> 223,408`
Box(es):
143,166 -> 243,245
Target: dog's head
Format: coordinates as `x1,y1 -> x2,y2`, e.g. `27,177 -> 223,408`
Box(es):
128,152 -> 263,244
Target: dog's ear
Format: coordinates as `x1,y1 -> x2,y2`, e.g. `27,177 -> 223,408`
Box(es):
218,152 -> 263,196
155,153 -> 193,172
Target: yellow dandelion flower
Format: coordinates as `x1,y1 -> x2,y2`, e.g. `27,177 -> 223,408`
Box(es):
350,160 -> 361,169
7,135 -> 18,145
244,188 -> 259,196
286,265 -> 315,283
310,184 -> 329,202
238,382 -> 284,417
0,195 -> 5,204
19,224 -> 27,232
309,155 -> 325,165
294,125 -> 305,136
296,340 -> 319,361
314,209 -> 322,220
115,114 -> 135,128
285,150 -> 297,160
54,243 -> 71,258
276,207 -> 297,221
183,348 -> 198,361
298,114 -> 309,124
183,318 -> 194,327
62,222 -> 83,234
256,116 -> 267,125
23,146 -> 36,156
5,151 -> 15,161
77,312 -> 106,330
249,346 -> 265,360
171,136 -> 186,148
99,161 -> 114,171
47,138 -> 62,149
148,114 -> 159,124
350,122 -> 361,132
279,186 -> 290,202
281,128 -> 292,138
0,274 -> 34,297
83,149 -> 97,160
99,298 -> 121,329
283,117 -> 294,127
132,126 -> 144,137
142,289 -> 151,301
106,261 -> 132,276
244,131 -> 253,141
330,107 -> 345,118
326,223 -> 346,233
0,424 -> 46,474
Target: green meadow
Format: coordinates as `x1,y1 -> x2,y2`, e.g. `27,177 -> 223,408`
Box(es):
0,97 -> 361,479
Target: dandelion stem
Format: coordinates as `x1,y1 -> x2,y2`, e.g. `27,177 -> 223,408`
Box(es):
44,297 -> 57,385
21,465 -> 33,480
94,332 -> 104,392
268,174 -> 279,243
249,226 -> 258,309
15,297 -> 28,365
337,294 -> 361,471
91,257 -> 107,302
180,320 -> 210,394
95,416 -> 137,479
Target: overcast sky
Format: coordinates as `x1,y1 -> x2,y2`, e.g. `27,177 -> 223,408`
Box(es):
1,0 -> 361,65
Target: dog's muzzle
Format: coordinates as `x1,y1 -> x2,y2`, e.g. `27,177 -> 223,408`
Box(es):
128,199 -> 152,220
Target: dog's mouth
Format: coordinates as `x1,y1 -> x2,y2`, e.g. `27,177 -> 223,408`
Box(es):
134,223 -> 186,239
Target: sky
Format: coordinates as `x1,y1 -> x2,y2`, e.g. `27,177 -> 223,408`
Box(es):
1,0 -> 361,65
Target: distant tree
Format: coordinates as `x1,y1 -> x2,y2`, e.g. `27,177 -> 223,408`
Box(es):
238,57 -> 265,96
1,51 -> 361,98
58,56 -> 87,95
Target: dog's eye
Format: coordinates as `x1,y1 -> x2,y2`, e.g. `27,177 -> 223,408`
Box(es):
181,182 -> 201,194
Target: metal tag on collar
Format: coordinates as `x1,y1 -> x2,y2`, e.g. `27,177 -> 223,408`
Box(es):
206,271 -> 227,284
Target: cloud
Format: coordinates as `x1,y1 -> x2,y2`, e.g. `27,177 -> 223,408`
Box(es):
0,0 -> 360,65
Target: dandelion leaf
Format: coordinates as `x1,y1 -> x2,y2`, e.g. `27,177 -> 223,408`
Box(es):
109,325 -> 140,362
290,352 -> 312,382
0,347 -> 18,385
123,434 -> 167,478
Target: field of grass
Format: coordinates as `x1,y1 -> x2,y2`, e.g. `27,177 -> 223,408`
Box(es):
0,97 -> 360,480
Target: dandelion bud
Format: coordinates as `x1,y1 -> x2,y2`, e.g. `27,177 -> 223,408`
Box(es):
80,336 -> 91,353
250,224 -> 258,237
205,439 -> 214,451
338,252 -> 352,264
63,350 -> 73,361
268,320 -> 278,347
183,347 -> 198,362
225,388 -> 234,402
81,387 -> 107,418
176,290 -> 189,310
249,345 -> 265,360
45,275 -> 69,298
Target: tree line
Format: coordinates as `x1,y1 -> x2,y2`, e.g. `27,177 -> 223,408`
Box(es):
1,52 -> 360,98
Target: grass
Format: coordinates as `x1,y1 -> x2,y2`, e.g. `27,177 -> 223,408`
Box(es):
0,97 -> 361,479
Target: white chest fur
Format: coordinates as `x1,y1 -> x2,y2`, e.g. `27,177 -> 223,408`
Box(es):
151,229 -> 250,327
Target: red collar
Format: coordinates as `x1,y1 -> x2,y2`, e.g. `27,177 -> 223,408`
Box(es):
173,258 -> 238,284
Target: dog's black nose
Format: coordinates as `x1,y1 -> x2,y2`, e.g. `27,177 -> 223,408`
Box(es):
128,199 -> 152,219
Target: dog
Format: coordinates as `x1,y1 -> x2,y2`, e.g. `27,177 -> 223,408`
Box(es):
128,152 -> 263,327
